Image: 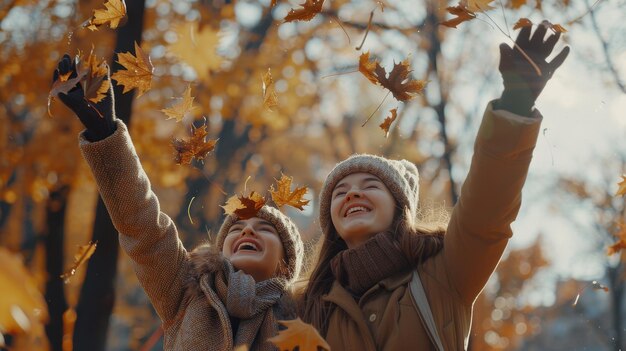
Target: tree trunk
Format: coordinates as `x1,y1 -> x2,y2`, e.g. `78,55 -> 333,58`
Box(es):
44,186 -> 70,351
72,1 -> 146,350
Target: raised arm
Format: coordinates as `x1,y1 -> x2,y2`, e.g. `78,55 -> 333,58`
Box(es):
444,23 -> 569,304
53,55 -> 189,324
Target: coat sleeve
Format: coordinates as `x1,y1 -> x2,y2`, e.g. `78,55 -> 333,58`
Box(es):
444,101 -> 542,305
79,119 -> 189,324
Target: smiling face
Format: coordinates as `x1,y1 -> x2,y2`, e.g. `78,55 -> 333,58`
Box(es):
221,217 -> 286,282
330,172 -> 397,248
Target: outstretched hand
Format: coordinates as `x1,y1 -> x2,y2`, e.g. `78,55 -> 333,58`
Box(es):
495,21 -> 570,116
53,54 -> 117,141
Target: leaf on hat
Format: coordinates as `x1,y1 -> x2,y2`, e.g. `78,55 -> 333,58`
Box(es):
270,174 -> 310,210
268,318 -> 331,351
60,241 -> 98,283
222,192 -> 266,220
111,41 -> 154,97
172,122 -> 218,165
379,108 -> 398,138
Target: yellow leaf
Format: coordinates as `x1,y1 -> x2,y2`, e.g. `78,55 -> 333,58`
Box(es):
61,241 -> 98,282
379,108 -> 398,138
89,0 -> 127,30
111,41 -> 154,97
168,22 -> 223,80
0,248 -> 48,335
617,175 -> 626,197
268,318 -> 331,351
270,174 -> 310,210
172,123 -> 218,165
161,85 -> 197,122
461,0 -> 495,12
262,68 -> 278,111
82,48 -> 111,103
222,192 -> 266,220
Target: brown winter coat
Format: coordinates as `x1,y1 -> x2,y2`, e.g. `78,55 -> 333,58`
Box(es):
321,102 -> 542,350
79,121 -> 295,350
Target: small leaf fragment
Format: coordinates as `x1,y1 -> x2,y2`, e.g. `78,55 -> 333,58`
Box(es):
358,52 -> 379,85
379,108 -> 398,138
616,175 -> 626,197
284,0 -> 325,22
441,5 -> 476,28
513,18 -> 533,30
61,241 -> 98,282
262,68 -> 278,111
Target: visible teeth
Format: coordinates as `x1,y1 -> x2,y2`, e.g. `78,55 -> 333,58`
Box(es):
347,206 -> 368,215
237,242 -> 258,251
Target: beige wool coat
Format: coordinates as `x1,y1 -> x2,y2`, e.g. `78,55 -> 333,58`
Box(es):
79,121 -> 294,350
321,102 -> 542,350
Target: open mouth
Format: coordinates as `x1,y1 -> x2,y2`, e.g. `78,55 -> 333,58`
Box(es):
235,241 -> 260,252
344,206 -> 371,217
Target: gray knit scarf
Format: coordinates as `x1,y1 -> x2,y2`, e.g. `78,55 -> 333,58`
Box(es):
212,259 -> 286,351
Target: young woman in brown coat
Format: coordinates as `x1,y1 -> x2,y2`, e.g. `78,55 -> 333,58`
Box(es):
52,56 -> 304,351
301,23 -> 570,350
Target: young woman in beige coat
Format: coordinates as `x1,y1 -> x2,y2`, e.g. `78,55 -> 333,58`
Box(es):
301,23 -> 570,350
52,56 -> 304,351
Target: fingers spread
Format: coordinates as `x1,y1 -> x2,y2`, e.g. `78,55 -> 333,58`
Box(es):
515,26 -> 532,48
530,21 -> 549,48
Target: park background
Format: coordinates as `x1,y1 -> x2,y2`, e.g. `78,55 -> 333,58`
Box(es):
1,0 -> 625,349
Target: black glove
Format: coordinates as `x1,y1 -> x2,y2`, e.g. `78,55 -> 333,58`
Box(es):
495,21 -> 570,116
53,54 -> 117,141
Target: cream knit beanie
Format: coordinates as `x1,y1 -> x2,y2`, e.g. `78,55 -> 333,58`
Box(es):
319,154 -> 420,233
215,206 -> 304,284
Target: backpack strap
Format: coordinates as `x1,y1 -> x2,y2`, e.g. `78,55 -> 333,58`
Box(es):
410,270 -> 445,351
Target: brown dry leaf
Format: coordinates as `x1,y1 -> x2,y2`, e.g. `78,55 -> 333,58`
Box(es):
111,41 -> 153,97
549,23 -> 567,33
60,241 -> 98,282
268,318 -> 331,351
511,0 -> 527,8
82,48 -> 110,103
461,0 -> 495,12
358,52 -> 379,85
379,108 -> 398,138
441,6 -> 476,28
222,192 -> 266,220
284,0 -> 325,22
374,60 -> 427,101
0,248 -> 48,335
617,175 -> 626,197
262,68 -> 278,111
168,21 -> 222,80
88,0 -> 127,30
270,174 -> 310,210
513,18 -> 533,30
48,58 -> 88,117
172,123 -> 218,165
162,85 -> 197,122
270,0 -> 277,7
607,222 -> 626,255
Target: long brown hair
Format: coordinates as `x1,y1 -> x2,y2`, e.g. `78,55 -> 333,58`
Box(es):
300,204 -> 448,336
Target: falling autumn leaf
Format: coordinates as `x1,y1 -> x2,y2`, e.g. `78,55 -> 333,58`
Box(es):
607,222 -> 626,256
87,0 -> 127,31
262,68 -> 278,111
81,48 -> 111,103
511,0 -> 527,9
48,64 -> 87,117
162,85 -> 197,122
270,174 -> 310,210
284,0 -> 325,22
374,60 -> 427,101
0,248 -> 48,335
111,41 -> 154,97
358,52 -> 379,85
268,318 -> 331,351
616,175 -> 626,197
222,192 -> 266,220
172,123 -> 218,165
60,241 -> 98,282
513,18 -> 533,30
441,6 -> 476,28
461,0 -> 495,12
549,23 -> 567,33
379,108 -> 398,138
168,21 -> 223,80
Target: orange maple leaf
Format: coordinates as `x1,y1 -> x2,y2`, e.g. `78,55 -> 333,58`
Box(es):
222,192 -> 266,220
268,318 -> 331,351
549,23 -> 567,33
607,222 -> 626,256
284,0 -> 325,22
60,241 -> 98,282
168,22 -> 223,80
441,6 -> 476,28
358,52 -> 379,85
87,0 -> 127,30
513,18 -> 533,30
270,174 -> 310,210
262,68 -> 278,111
617,175 -> 626,197
172,123 -> 218,165
374,60 -> 427,102
379,108 -> 398,138
511,0 -> 527,9
162,85 -> 197,122
81,48 -> 111,103
111,41 -> 153,97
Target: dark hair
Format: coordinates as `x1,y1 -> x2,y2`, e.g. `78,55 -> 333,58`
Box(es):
300,205 -> 446,336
